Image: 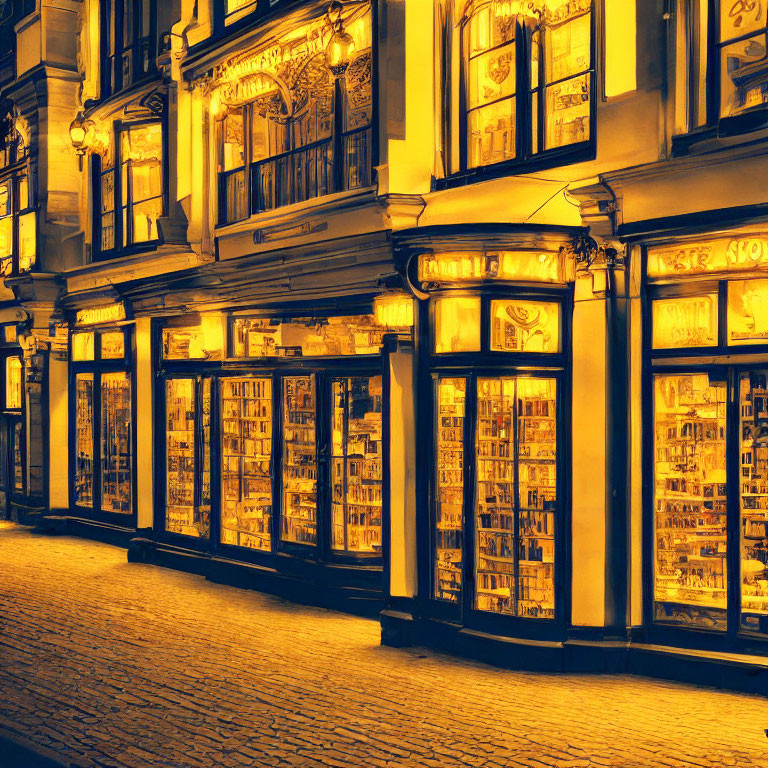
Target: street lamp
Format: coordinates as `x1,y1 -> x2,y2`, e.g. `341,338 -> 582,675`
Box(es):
69,112 -> 87,156
326,0 -> 355,77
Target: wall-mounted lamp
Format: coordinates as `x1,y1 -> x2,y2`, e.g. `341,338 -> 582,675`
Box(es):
326,0 -> 355,77
69,112 -> 88,156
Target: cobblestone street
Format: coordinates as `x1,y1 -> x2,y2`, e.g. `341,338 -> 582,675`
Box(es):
0,521 -> 766,768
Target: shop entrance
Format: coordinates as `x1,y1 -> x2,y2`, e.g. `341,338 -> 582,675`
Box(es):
0,414 -> 23,517
432,373 -> 562,628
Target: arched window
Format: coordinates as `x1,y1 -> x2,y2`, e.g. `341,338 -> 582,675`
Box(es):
451,0 -> 593,173
215,6 -> 373,223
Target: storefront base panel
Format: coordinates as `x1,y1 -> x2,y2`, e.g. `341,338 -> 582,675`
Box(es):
10,500 -> 47,526
34,514 -> 137,548
128,538 -> 384,618
381,611 -> 768,694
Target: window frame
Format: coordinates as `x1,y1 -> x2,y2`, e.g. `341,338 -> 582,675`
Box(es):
68,326 -> 137,526
100,0 -> 158,101
93,118 -> 166,261
673,0 -> 768,150
438,0 -> 596,187
643,247 -> 768,653
0,127 -> 35,276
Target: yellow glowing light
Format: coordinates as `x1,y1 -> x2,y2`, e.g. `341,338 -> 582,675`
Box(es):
374,294 -> 414,329
728,279 -> 768,346
490,299 -> 560,353
434,296 -> 481,354
652,295 -> 718,349
648,236 -> 768,278
5,356 -> 21,409
200,314 -> 225,357
72,331 -> 95,361
75,303 -> 126,327
604,0 -> 637,97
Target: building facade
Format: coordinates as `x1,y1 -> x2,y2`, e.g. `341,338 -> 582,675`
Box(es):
3,0 -> 768,692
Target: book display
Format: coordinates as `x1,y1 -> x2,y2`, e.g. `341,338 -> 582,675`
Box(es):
740,371 -> 768,632
166,378 -> 209,537
434,377 -> 465,602
281,375 -> 317,545
653,373 -> 728,629
474,376 -> 557,617
516,378 -> 557,619
74,373 -> 94,506
231,316 -> 386,358
12,421 -> 22,492
5,356 -> 21,409
100,372 -> 131,513
220,377 -> 272,551
331,376 -> 383,552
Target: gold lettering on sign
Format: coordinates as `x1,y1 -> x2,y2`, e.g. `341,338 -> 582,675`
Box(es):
419,251 -> 563,284
648,236 -> 768,277
75,303 -> 126,326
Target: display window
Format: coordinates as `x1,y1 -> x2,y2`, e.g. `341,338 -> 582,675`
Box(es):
0,347 -> 24,507
70,327 -> 135,521
646,232 -> 768,642
157,310 -> 395,570
425,285 -> 568,635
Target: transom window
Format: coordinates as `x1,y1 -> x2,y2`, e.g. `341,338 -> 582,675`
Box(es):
441,0 -> 593,175
675,0 -> 768,135
101,0 -> 156,99
95,122 -> 163,257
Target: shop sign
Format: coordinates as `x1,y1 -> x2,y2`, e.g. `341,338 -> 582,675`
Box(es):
647,236 -> 768,278
418,251 -> 563,285
75,302 -> 126,327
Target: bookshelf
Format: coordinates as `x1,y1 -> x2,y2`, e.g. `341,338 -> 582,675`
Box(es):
220,377 -> 273,552
74,373 -> 94,506
281,375 -> 317,545
100,372 -> 132,513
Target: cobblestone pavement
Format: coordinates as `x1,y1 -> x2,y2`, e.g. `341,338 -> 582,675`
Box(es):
1,522 -> 767,768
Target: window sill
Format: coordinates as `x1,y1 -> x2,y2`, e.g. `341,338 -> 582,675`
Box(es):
671,108 -> 768,158
434,141 -> 595,191
214,185 -> 378,239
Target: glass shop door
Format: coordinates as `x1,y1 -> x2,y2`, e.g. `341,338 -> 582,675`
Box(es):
0,414 -> 21,516
433,373 -> 560,627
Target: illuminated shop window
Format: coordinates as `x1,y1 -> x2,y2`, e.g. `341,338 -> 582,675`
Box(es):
220,377 -> 273,552
434,297 -> 481,354
728,279 -> 768,345
460,0 -> 592,170
0,124 -> 34,275
331,376 -> 383,553
102,0 -> 156,98
434,377 -> 465,602
72,332 -> 96,361
5,357 -> 21,410
475,377 -> 557,618
675,0 -> 768,133
96,121 -> 163,256
419,250 -> 564,284
101,372 -> 132,513
490,300 -> 560,353
166,378 -> 210,538
214,5 -> 373,222
231,316 -> 386,358
100,331 -> 126,360
653,373 -> 728,630
75,373 -> 95,507
162,318 -> 224,361
652,294 -> 718,349
282,376 -> 318,546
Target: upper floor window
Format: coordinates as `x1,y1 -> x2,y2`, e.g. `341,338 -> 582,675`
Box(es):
224,0 -> 286,26
214,4 -> 373,225
0,122 -> 35,276
438,0 -> 593,176
675,0 -> 768,135
94,121 -> 163,257
102,0 -> 156,99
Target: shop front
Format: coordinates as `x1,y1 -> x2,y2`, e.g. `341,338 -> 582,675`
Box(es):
68,303 -> 136,530
0,324 -> 24,517
149,305 -> 410,613
643,227 -> 768,658
384,227 -> 577,663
